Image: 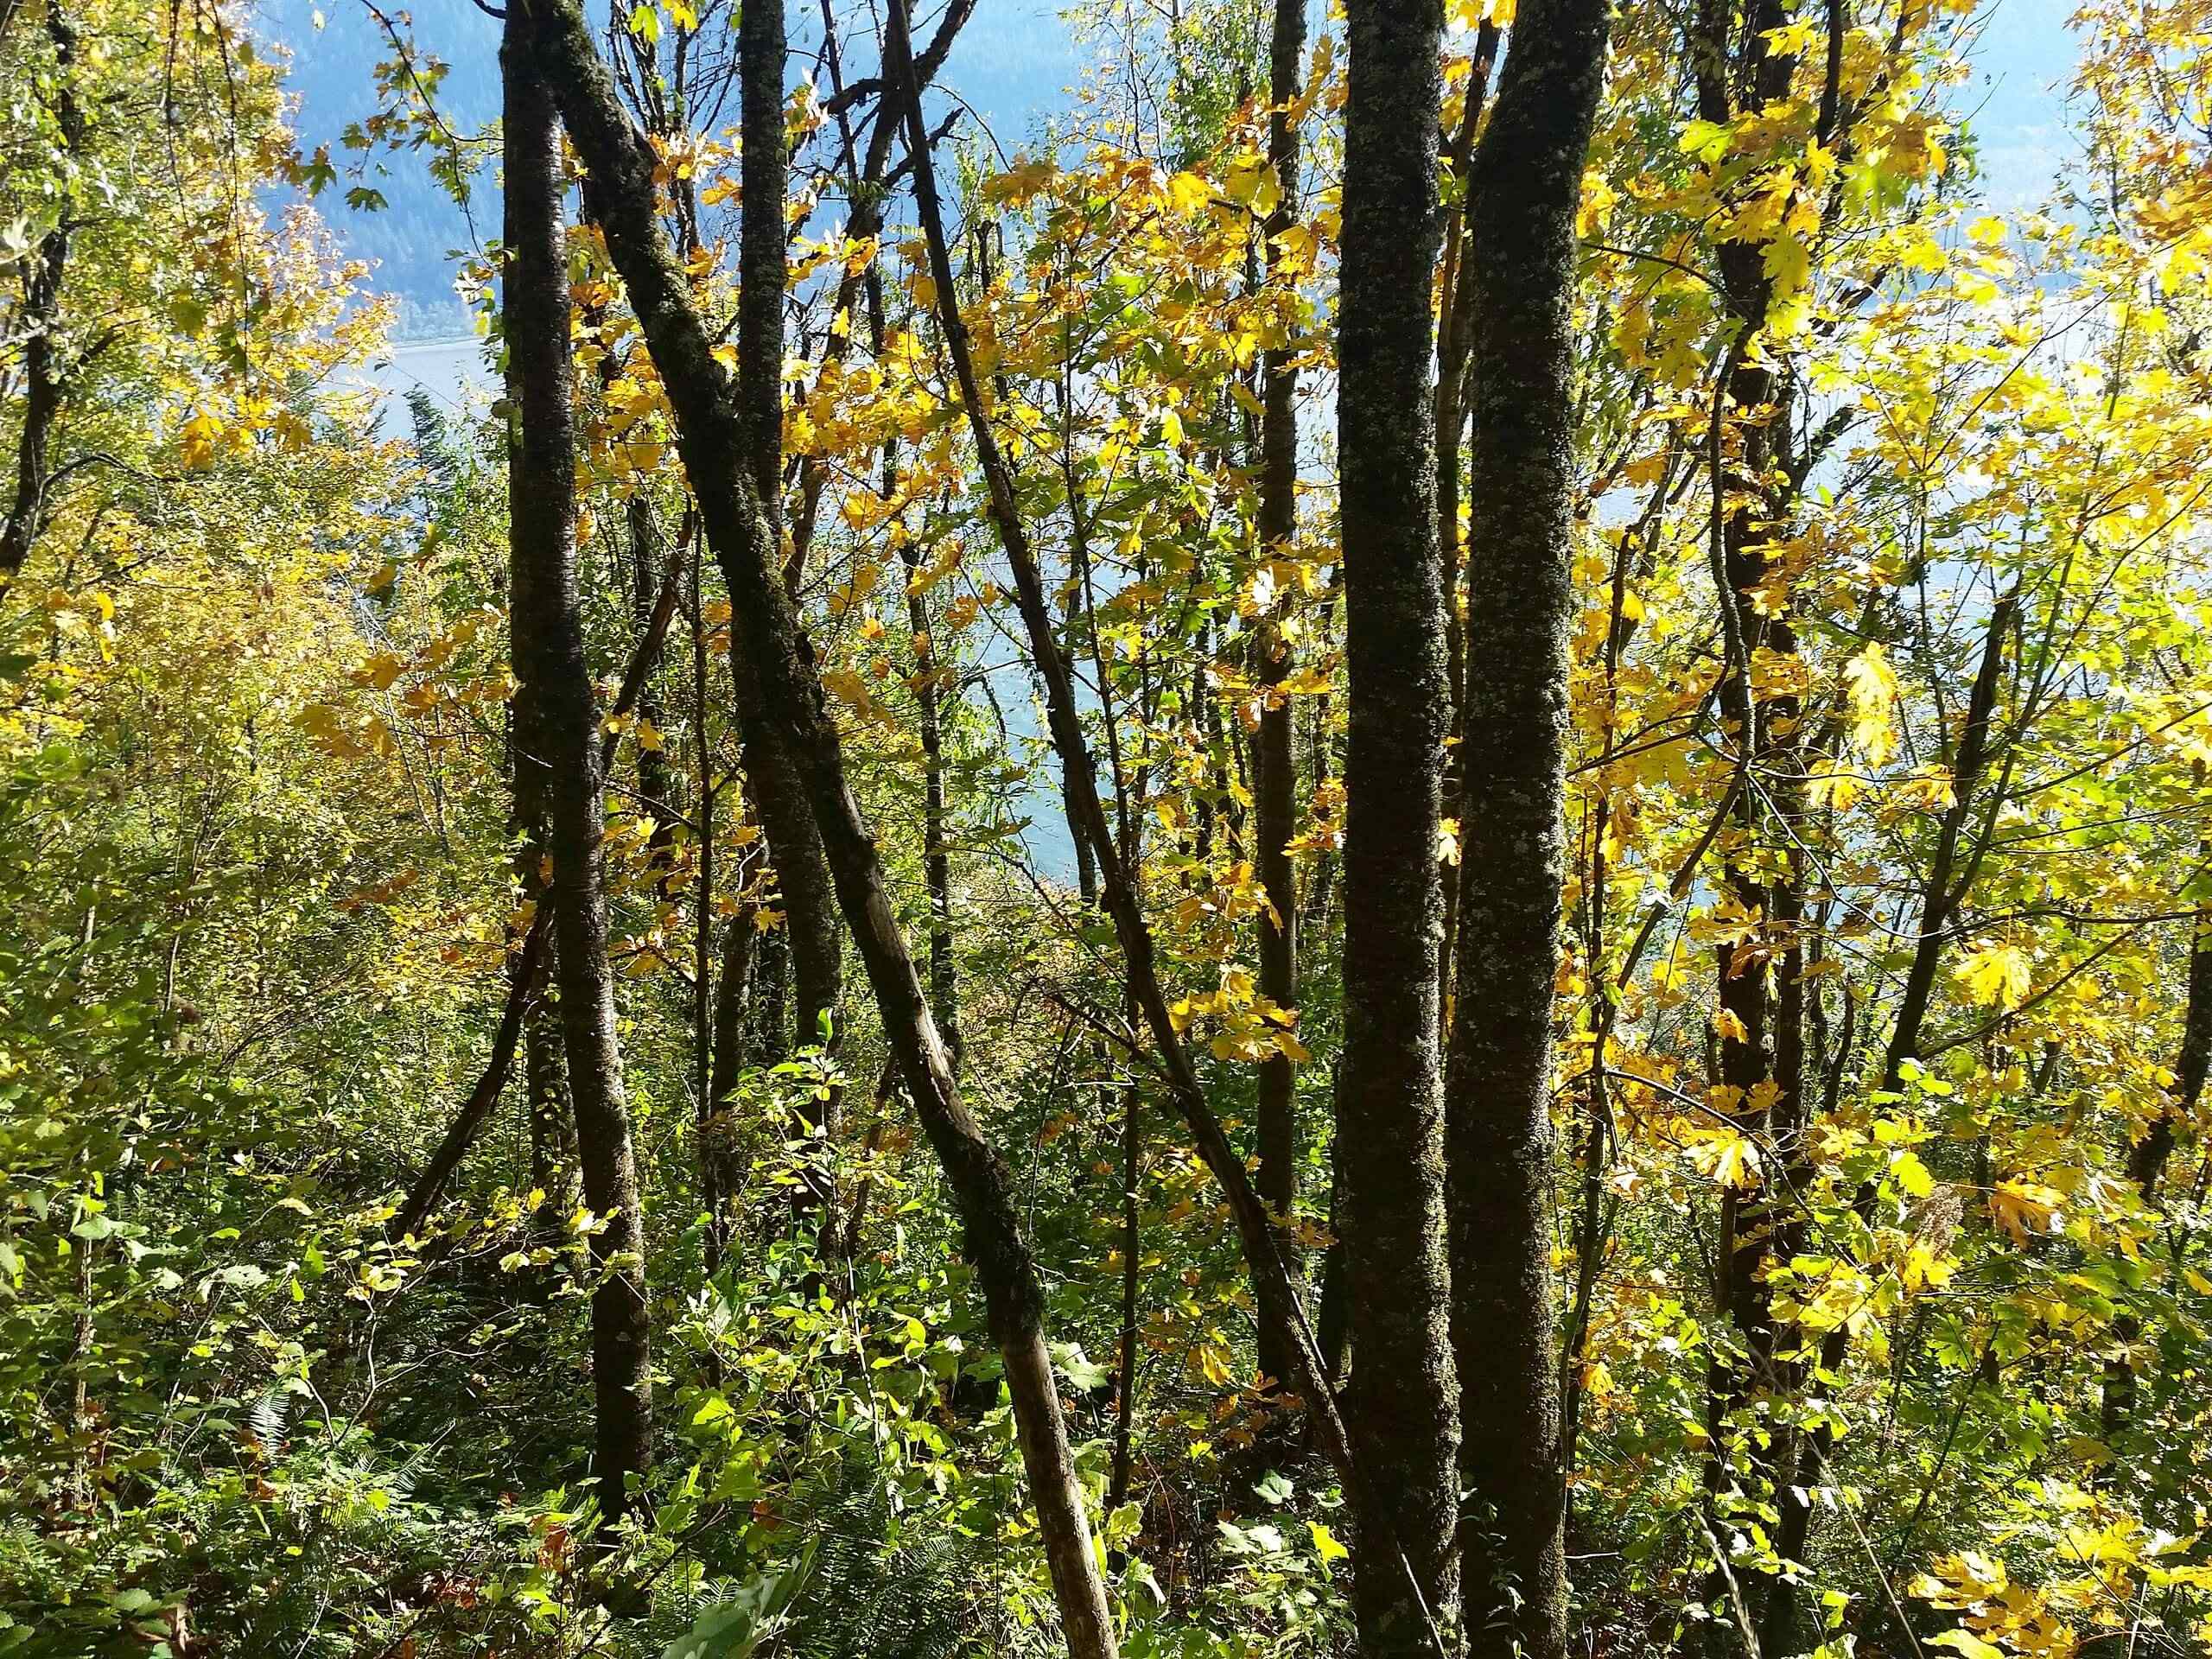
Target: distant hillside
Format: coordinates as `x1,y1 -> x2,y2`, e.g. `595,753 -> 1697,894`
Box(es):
252,0 -> 498,336
251,0 -> 1084,338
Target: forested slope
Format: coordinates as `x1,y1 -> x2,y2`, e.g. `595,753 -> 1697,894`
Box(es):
3,0 -> 2210,1656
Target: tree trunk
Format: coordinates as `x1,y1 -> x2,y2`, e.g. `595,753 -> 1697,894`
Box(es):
897,458 -> 964,1068
1431,18 -> 1500,1032
625,503 -> 679,869
703,907 -> 756,1271
733,0 -> 844,1225
525,10 -> 1117,1650
1250,0 -> 1306,1399
2130,901 -> 2212,1199
887,0 -> 1366,1530
1109,1070 -> 1143,1511
1443,0 -> 1611,1650
393,916 -> 551,1242
1338,0 -> 1460,1650
502,9 -> 652,1529
2099,881 -> 2209,1460
390,537 -> 680,1241
1764,588 -> 2016,1652
0,0 -> 82,600
525,975 -> 575,1200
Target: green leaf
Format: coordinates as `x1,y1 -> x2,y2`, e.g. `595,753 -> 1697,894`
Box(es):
1893,1150 -> 1935,1199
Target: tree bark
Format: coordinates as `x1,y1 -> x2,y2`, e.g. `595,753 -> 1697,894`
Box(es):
2129,902 -> 2212,1198
623,513 -> 680,870
0,0 -> 83,601
1443,0 -> 1611,1650
1250,0 -> 1306,1398
503,8 -> 652,1529
1431,19 -> 1500,1027
731,0 -> 844,1152
896,454 -> 964,1069
524,8 -> 1116,1649
1338,0 -> 1461,1650
1678,10 -> 1811,1642
1109,1071 -> 1143,1511
391,480 -> 685,1245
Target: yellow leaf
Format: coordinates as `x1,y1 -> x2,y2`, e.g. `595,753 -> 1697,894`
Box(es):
1845,644 -> 1900,766
1167,170 -> 1212,218
353,652 -> 404,692
1988,1179 -> 2063,1244
1955,944 -> 2031,1010
1763,229 -> 1811,298
180,410 -> 225,470
982,156 -> 1056,206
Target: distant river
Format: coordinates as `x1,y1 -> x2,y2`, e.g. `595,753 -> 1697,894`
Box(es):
346,335 -> 492,437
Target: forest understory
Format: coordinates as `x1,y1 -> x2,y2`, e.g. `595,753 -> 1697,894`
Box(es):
3,0 -> 2211,1654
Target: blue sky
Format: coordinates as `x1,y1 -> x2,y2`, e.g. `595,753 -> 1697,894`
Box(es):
1959,0 -> 2083,208
258,0 -> 2091,332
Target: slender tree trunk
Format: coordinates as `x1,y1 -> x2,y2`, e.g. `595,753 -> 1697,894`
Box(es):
394,917 -> 551,1241
626,503 -> 679,867
705,893 -> 760,1271
887,0 -> 1365,1522
1109,1070 -> 1143,1510
2100,874 -> 2209,1455
1443,0 -> 1611,1650
733,0 -> 844,1214
1250,0 -> 1306,1399
525,972 -> 575,1198
1338,0 -> 1460,1650
525,10 -> 1116,1649
503,10 -> 652,1529
1693,7 -> 1799,1629
874,287 -> 963,1070
750,918 -> 789,1064
391,543 -> 680,1239
739,0 -> 842,1272
2131,903 -> 2212,1199
1314,1092 -> 1351,1386
1764,588 -> 2016,1650
0,0 -> 82,600
692,544 -> 736,1274
520,559 -> 575,1217
1431,19 -> 1500,1029
524,930 -> 575,1300
899,477 -> 964,1068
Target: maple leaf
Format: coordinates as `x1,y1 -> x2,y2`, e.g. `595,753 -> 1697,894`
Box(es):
1955,944 -> 2033,1010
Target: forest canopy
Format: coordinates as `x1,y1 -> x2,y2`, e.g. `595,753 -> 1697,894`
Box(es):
2,0 -> 2210,1656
